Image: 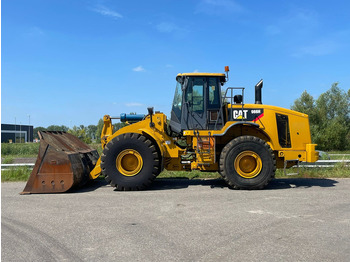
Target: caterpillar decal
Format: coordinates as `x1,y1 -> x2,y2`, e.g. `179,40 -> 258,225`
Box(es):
231,108 -> 264,122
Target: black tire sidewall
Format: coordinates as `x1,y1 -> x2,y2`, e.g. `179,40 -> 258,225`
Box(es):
222,137 -> 274,189
101,134 -> 158,189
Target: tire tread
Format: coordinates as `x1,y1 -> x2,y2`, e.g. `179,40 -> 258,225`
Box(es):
101,133 -> 161,191
219,136 -> 275,190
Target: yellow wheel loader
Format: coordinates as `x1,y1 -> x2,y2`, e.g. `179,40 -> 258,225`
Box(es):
21,66 -> 318,194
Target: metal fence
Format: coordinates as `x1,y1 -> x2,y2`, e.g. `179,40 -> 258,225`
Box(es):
299,160 -> 350,168
2,159 -> 349,171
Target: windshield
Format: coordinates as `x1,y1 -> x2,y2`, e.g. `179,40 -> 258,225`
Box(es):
172,81 -> 183,121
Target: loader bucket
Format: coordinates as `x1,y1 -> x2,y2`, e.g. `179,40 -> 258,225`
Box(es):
21,131 -> 99,194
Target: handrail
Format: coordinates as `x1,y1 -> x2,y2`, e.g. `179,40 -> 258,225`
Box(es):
214,87 -> 245,129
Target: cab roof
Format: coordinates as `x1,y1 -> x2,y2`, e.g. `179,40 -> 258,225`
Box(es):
177,73 -> 226,77
176,73 -> 227,82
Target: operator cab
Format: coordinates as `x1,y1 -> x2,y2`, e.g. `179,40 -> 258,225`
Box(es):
170,72 -> 227,133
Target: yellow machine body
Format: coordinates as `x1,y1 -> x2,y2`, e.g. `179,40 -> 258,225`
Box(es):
23,68 -> 318,193
90,104 -> 318,179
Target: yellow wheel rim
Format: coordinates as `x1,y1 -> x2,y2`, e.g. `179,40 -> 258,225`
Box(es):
234,151 -> 262,179
116,149 -> 143,177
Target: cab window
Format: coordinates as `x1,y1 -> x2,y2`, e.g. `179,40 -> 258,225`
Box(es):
208,77 -> 220,109
186,78 -> 204,113
171,81 -> 183,120
276,114 -> 291,148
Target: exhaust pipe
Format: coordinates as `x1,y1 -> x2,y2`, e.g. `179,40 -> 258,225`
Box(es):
255,79 -> 263,104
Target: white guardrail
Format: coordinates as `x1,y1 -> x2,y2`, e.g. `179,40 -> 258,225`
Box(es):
1,158 -> 350,170
2,163 -> 35,168
1,163 -> 35,171
299,160 -> 350,168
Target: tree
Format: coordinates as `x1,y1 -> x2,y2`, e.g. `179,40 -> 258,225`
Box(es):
291,91 -> 316,118
95,118 -> 104,141
68,125 -> 91,144
95,118 -> 127,142
86,125 -> 97,141
33,126 -> 46,139
46,125 -> 69,132
113,122 -> 126,131
291,83 -> 350,151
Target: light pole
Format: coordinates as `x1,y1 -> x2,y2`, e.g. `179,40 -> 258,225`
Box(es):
15,117 -> 17,143
20,122 -> 22,143
28,115 -> 31,143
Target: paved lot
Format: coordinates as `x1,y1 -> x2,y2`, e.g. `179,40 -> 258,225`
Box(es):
2,178 -> 350,261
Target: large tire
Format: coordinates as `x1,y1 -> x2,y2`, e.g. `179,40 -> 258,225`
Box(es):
219,136 -> 276,189
101,133 -> 160,191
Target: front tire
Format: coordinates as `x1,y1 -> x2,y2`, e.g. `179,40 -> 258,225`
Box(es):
219,136 -> 275,189
101,133 -> 160,191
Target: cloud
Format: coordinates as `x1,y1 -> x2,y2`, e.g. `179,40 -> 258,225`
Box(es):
25,26 -> 44,37
264,8 -> 350,57
265,8 -> 319,36
132,66 -> 145,72
263,8 -> 340,57
125,102 -> 144,107
92,5 -> 123,19
156,22 -> 189,38
156,22 -> 179,33
193,69 -> 200,73
195,0 -> 244,15
293,39 -> 340,57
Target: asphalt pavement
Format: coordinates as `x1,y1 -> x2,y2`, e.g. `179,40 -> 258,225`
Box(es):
2,178 -> 350,261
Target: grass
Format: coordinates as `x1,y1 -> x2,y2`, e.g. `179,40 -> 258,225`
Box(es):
3,165 -> 349,182
1,142 -> 103,160
328,152 -> 350,160
329,155 -> 350,160
1,142 -> 349,182
275,163 -> 350,179
2,156 -> 14,164
1,167 -> 32,182
158,170 -> 221,179
1,143 -> 39,158
159,165 -> 350,180
328,150 -> 350,154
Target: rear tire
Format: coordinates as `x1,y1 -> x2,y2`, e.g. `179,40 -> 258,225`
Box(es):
219,136 -> 275,189
101,133 -> 160,191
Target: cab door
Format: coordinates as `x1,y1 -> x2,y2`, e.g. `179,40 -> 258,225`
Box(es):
207,77 -> 222,130
182,77 -> 207,130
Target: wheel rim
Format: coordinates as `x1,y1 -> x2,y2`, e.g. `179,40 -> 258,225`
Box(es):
234,151 -> 262,178
116,149 -> 143,177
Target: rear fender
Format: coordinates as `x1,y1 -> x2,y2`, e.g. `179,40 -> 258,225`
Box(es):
215,122 -> 273,148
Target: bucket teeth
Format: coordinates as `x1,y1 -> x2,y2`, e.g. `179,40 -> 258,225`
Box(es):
21,131 -> 99,194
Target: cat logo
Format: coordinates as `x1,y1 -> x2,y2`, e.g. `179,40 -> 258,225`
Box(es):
232,109 -> 264,121
233,110 -> 248,119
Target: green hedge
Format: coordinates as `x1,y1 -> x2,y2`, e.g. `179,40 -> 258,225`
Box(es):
1,143 -> 40,156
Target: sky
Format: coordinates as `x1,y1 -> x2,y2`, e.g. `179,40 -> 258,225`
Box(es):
2,0 -> 350,128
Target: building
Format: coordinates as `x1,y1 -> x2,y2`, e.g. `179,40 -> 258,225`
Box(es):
1,124 -> 34,143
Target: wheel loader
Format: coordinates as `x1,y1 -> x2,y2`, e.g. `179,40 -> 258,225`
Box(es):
21,66 -> 318,194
